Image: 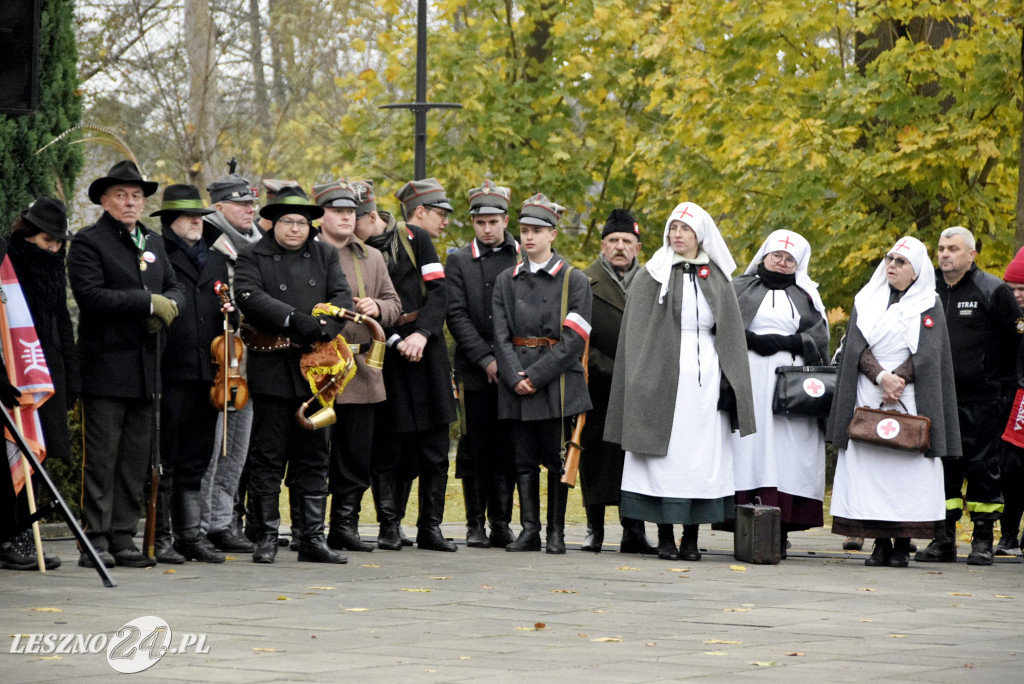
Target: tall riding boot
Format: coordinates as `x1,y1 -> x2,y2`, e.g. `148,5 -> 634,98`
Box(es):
620,518 -> 658,555
417,472 -> 458,551
915,511 -> 958,562
967,519 -> 995,566
506,472 -> 542,552
396,476 -> 415,546
372,472 -> 402,551
296,494 -> 347,563
545,471 -> 568,554
657,524 -> 678,560
250,494 -> 281,564
327,490 -> 374,552
154,479 -> 185,564
488,473 -> 516,547
679,524 -> 702,561
173,490 -> 225,563
288,487 -> 302,552
581,504 -> 605,553
463,476 -> 490,548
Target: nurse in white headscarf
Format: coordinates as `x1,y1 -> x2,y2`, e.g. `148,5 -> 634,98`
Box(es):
730,230 -> 829,559
825,236 -> 961,568
605,202 -> 754,562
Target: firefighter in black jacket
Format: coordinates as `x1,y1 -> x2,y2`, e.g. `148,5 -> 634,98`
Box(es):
916,227 -> 1020,565
234,187 -> 352,564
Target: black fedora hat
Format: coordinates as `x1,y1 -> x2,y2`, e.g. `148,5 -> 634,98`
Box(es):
21,197 -> 73,241
87,160 -> 159,205
150,184 -> 215,218
258,185 -> 324,223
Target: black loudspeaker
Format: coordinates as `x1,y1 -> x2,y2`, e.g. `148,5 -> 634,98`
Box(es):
0,0 -> 42,116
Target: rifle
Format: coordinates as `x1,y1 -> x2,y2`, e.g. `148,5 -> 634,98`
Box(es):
560,337 -> 590,487
144,328 -> 163,560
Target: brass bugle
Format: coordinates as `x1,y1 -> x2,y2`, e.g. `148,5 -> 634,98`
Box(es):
312,304 -> 386,369
295,374 -> 343,430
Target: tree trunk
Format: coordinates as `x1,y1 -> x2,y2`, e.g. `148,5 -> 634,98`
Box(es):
184,0 -> 218,190
248,0 -> 270,135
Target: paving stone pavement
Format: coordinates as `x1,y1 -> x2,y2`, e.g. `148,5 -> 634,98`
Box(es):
2,524 -> 1023,683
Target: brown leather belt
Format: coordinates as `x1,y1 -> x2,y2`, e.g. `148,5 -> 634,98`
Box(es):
396,310 -> 419,326
512,336 -> 558,347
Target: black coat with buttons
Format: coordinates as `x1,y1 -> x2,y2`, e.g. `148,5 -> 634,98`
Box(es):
234,229 -> 351,399
68,212 -> 185,399
162,224 -> 237,383
445,231 -> 520,392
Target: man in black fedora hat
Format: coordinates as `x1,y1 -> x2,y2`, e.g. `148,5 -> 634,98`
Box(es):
0,199 -> 77,571
233,186 -> 352,565
361,178 -> 458,552
68,160 -> 185,569
151,184 -> 231,565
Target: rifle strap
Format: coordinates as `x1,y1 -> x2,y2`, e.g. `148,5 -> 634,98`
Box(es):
559,265 -> 573,459
397,226 -> 426,298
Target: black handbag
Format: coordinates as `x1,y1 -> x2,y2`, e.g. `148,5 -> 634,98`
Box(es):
772,365 -> 837,418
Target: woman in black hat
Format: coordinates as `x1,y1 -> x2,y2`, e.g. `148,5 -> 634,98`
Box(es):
0,198 -> 78,571
233,186 -> 352,565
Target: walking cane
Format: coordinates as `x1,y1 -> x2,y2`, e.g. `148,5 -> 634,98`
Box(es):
143,328 -> 162,560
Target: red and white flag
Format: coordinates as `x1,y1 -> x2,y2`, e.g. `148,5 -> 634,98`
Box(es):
0,256 -> 55,494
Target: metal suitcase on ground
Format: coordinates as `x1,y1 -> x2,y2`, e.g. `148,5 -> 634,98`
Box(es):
733,501 -> 781,565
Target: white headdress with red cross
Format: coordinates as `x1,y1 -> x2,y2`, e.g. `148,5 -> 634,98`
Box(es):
744,230 -> 826,321
646,202 -> 736,303
853,235 -> 936,353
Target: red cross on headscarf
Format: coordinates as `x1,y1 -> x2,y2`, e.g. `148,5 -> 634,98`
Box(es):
672,206 -> 694,222
779,235 -> 795,250
894,239 -> 912,252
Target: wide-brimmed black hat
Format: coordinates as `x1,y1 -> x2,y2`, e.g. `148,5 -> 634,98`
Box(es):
150,184 -> 216,218
21,197 -> 74,241
87,160 -> 159,205
258,185 -> 324,223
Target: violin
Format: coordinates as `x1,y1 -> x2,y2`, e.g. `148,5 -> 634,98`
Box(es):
210,281 -> 249,421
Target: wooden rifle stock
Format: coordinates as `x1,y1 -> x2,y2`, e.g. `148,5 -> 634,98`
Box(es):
560,338 -> 590,487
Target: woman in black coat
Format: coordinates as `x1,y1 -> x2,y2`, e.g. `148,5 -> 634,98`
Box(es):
1,199 -> 79,570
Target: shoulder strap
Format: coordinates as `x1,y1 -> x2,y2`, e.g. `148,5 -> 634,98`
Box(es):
398,226 -> 426,298
559,264 -> 575,453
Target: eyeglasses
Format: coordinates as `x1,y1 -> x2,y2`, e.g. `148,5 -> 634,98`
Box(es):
884,254 -> 909,267
277,218 -> 310,228
429,207 -> 449,220
767,251 -> 797,267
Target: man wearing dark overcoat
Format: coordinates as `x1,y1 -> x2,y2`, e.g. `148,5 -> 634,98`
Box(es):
362,178 -> 458,552
68,160 -> 185,569
445,180 -> 520,548
578,209 -> 657,555
154,184 -> 232,564
233,186 -> 351,564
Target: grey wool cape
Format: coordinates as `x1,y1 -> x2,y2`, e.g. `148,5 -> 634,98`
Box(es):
605,261 -> 756,455
825,303 -> 962,460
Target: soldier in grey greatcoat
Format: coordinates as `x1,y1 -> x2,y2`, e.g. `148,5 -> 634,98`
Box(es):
493,193 -> 592,554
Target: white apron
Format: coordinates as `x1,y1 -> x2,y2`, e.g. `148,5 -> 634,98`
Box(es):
622,273 -> 734,499
830,306 -> 944,522
731,292 -> 825,500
